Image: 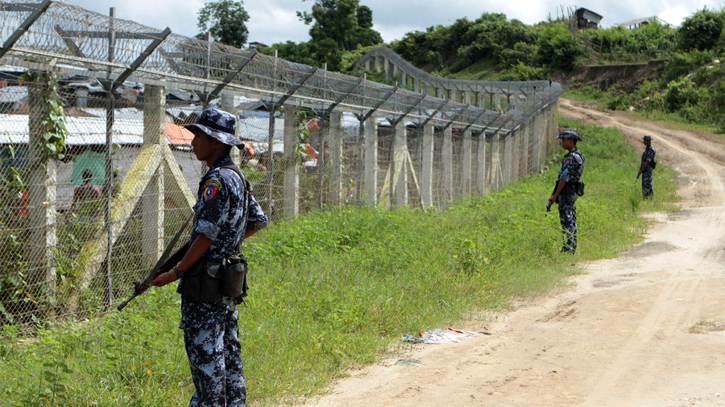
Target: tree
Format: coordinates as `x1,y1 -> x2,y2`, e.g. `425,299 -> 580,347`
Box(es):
536,22 -> 582,73
197,0 -> 250,48
298,0 -> 382,56
677,8 -> 725,51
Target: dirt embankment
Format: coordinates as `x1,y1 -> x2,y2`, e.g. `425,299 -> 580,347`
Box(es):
296,100 -> 725,407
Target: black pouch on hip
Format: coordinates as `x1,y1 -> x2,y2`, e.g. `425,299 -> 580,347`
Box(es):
222,254 -> 248,299
178,258 -> 223,303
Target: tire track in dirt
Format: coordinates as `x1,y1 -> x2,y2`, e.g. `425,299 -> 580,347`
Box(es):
297,100 -> 725,407
563,99 -> 725,407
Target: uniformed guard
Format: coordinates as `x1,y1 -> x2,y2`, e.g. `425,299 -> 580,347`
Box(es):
636,135 -> 656,198
548,130 -> 584,254
151,108 -> 268,407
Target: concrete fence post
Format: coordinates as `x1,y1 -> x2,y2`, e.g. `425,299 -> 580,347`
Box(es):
476,133 -> 486,196
363,116 -> 378,206
462,129 -> 472,197
393,120 -> 408,208
142,84 -> 166,266
27,78 -> 57,308
283,103 -> 300,220
328,110 -> 343,207
487,134 -> 498,191
221,92 -> 241,166
502,134 -> 512,186
521,122 -> 530,177
421,123 -> 434,209
442,126 -> 453,204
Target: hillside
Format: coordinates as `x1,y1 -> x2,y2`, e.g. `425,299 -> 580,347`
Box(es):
371,8 -> 725,133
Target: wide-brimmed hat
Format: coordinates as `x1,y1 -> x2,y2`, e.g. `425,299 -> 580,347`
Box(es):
186,108 -> 244,147
557,130 -> 582,142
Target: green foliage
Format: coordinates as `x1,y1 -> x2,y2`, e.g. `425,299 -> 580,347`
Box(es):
582,20 -> 675,61
294,0 -> 383,70
21,72 -> 68,161
196,0 -> 250,48
260,41 -> 316,67
677,8 -> 725,51
664,50 -> 715,82
0,118 -> 679,406
392,13 -> 538,73
664,77 -> 700,112
536,23 -> 582,73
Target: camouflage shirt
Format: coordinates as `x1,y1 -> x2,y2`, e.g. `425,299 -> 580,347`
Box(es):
191,155 -> 268,260
641,144 -> 656,169
558,147 -> 584,184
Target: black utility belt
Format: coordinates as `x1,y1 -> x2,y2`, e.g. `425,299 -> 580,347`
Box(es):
177,255 -> 248,304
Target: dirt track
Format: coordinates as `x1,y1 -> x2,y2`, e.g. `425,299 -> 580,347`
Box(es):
298,100 -> 725,407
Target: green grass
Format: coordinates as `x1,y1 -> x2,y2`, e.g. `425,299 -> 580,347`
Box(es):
562,90 -> 724,136
0,118 -> 679,406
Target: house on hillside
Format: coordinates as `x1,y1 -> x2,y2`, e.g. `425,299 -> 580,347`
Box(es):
575,8 -> 603,30
616,17 -> 670,29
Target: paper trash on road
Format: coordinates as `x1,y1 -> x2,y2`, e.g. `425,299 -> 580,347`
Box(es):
403,328 -> 495,344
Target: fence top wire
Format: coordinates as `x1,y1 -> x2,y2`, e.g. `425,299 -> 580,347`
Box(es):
0,0 -> 564,133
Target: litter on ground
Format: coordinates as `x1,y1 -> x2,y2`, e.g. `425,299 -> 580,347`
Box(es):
402,328 -> 495,344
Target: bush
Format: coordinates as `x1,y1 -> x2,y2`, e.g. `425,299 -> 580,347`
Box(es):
536,23 -> 582,73
677,8 -> 725,51
664,77 -> 700,112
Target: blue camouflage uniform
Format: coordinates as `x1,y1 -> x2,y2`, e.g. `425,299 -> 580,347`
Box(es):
557,147 -> 584,253
180,109 -> 268,407
641,144 -> 656,198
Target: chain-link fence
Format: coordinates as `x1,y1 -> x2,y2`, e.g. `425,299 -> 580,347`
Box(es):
0,0 -> 564,330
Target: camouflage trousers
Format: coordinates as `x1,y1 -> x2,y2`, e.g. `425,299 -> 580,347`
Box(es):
641,168 -> 654,198
558,194 -> 578,253
180,298 -> 246,407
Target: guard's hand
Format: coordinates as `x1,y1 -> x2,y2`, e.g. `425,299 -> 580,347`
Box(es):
150,271 -> 178,288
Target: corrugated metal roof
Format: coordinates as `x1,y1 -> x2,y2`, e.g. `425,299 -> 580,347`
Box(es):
616,17 -> 659,27
0,114 -> 143,145
0,86 -> 27,103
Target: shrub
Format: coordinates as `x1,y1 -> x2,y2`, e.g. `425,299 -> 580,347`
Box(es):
664,77 -> 700,111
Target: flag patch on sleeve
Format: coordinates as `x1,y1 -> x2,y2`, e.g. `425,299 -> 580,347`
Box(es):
203,179 -> 222,201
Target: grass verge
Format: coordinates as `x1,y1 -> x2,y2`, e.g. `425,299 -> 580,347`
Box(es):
0,118 -> 679,406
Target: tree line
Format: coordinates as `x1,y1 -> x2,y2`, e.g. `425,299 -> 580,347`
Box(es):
197,2 -> 725,132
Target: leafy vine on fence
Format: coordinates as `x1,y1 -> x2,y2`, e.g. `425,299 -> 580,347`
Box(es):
21,71 -> 68,161
0,71 -> 68,327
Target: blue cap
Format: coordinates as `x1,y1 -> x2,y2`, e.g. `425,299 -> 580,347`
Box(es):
642,135 -> 652,141
557,130 -> 582,142
186,108 -> 244,147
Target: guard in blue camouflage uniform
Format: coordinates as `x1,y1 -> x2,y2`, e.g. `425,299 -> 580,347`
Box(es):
548,131 -> 584,254
151,108 -> 268,407
637,135 -> 656,199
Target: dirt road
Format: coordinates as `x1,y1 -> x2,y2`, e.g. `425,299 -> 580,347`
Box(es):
297,100 -> 725,407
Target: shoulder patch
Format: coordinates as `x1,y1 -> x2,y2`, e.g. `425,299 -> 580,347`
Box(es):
203,179 -> 222,201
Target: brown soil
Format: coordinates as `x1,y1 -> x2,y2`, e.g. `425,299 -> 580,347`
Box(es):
295,99 -> 725,407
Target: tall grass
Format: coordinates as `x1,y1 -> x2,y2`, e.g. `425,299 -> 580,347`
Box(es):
0,119 -> 678,406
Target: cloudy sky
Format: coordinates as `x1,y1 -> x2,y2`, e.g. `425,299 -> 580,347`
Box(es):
60,0 -> 723,46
